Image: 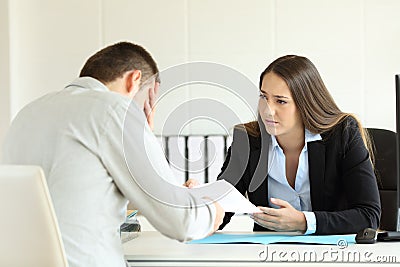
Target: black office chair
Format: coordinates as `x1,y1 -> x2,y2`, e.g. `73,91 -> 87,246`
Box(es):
367,128 -> 399,231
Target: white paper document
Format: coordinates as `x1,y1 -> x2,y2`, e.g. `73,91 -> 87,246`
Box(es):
188,180 -> 261,214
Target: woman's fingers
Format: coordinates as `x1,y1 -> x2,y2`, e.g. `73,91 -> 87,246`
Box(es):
183,178 -> 199,188
252,203 -> 306,232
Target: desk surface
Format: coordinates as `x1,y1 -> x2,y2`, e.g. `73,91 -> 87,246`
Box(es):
123,231 -> 400,267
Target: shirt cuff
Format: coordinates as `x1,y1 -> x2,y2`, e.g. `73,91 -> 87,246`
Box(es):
185,199 -> 216,240
302,211 -> 316,235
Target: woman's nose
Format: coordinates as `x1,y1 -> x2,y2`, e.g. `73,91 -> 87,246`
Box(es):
264,103 -> 275,116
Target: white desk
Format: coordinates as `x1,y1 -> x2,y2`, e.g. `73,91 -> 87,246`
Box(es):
123,231 -> 400,267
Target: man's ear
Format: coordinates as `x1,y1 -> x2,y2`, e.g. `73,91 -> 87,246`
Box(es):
126,70 -> 142,95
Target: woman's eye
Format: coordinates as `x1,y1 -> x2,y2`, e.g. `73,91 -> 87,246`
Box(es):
259,93 -> 267,99
277,99 -> 287,104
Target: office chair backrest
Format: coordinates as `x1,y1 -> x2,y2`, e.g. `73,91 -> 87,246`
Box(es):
0,165 -> 68,267
367,128 -> 399,231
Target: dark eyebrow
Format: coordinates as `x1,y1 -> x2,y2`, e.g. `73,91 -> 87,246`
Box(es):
259,90 -> 289,99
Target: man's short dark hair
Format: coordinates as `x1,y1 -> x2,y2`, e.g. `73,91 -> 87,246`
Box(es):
79,42 -> 159,84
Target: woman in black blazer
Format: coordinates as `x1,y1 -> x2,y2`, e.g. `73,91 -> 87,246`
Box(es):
217,55 -> 381,235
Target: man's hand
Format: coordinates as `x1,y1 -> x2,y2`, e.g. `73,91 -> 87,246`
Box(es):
209,201 -> 224,235
144,82 -> 159,130
251,198 -> 307,232
189,194 -> 224,236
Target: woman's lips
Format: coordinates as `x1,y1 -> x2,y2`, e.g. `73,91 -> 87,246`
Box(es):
265,119 -> 278,127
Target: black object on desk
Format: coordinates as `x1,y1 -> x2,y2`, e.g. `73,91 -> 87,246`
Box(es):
355,228 -> 377,244
377,231 -> 400,241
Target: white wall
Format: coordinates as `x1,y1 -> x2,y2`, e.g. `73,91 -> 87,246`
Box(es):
4,0 -> 400,129
0,0 -> 10,154
2,0 -> 400,162
8,0 -> 102,117
364,0 -> 400,127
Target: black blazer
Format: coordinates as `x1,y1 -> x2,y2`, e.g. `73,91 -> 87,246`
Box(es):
218,117 -> 381,234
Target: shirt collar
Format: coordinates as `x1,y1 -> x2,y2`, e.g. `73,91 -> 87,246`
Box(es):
305,129 -> 322,143
270,129 -> 322,150
65,77 -> 109,92
271,134 -> 280,149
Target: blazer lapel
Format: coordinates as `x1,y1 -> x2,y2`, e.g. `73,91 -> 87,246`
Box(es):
308,140 -> 326,211
247,136 -> 269,207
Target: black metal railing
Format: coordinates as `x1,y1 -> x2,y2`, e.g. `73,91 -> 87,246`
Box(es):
156,134 -> 230,183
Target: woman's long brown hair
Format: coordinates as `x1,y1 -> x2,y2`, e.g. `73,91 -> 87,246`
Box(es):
244,55 -> 374,163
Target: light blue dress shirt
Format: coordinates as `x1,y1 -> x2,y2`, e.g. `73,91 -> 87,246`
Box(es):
267,129 -> 321,234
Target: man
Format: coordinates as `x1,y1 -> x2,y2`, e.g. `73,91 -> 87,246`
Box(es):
2,42 -> 224,267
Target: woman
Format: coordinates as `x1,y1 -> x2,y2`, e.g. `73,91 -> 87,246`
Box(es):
217,55 -> 381,235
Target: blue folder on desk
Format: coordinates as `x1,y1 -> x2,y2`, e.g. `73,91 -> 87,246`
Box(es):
188,233 -> 356,245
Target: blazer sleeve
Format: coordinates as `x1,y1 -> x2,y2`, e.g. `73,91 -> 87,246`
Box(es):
314,119 -> 381,234
217,127 -> 252,229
